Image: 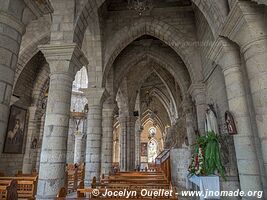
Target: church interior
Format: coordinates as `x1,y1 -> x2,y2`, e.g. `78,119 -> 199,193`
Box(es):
0,0 -> 267,199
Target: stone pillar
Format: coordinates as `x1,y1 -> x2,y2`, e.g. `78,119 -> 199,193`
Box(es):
22,106 -> 38,173
119,116 -> 127,171
242,37 -> 267,185
74,132 -> 84,164
182,99 -> 196,148
135,129 -> 141,167
113,129 -> 120,163
66,120 -> 75,163
188,84 -> 206,134
101,103 -> 115,175
210,37 -> 263,194
36,44 -> 87,199
36,114 -> 46,172
82,88 -> 108,184
221,2 -> 267,195
127,116 -> 136,171
0,5 -> 25,155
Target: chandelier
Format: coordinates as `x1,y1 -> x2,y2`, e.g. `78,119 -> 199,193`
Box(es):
128,0 -> 153,15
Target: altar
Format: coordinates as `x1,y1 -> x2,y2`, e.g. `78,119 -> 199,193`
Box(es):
188,175 -> 220,200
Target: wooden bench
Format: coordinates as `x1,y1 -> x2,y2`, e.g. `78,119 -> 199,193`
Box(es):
0,176 -> 38,199
77,171 -> 177,199
0,179 -> 18,200
65,163 -> 85,194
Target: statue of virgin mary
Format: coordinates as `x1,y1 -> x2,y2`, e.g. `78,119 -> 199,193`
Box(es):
205,105 -> 219,134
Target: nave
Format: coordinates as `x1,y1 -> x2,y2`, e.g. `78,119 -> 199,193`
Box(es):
0,0 -> 267,200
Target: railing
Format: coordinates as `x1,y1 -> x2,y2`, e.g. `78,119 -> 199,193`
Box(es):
155,149 -> 171,183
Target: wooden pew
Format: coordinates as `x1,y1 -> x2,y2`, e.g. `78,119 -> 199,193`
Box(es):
77,171 -> 177,199
65,163 -> 85,193
57,187 -> 67,198
0,179 -> 18,200
65,164 -> 78,193
0,176 -> 37,199
77,164 -> 85,182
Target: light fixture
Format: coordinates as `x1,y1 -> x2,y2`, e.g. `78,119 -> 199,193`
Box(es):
128,0 -> 153,15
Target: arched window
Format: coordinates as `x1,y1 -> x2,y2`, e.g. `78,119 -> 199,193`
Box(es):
148,127 -> 156,138
148,139 -> 158,163
73,66 -> 88,92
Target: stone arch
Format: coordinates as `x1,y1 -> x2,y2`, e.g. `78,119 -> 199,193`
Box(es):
113,50 -> 190,99
14,32 -> 50,90
149,87 -> 175,123
117,60 -> 179,124
73,0 -> 102,48
102,17 -> 202,87
141,110 -> 166,135
191,0 -> 228,36
75,0 -> 227,50
31,63 -> 50,109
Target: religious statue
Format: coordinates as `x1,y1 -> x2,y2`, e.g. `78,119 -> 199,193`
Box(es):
204,104 -> 230,165
225,111 -> 237,135
205,104 -> 219,134
31,137 -> 38,149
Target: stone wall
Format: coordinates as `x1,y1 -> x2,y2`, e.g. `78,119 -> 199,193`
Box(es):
0,52 -> 48,175
170,147 -> 191,189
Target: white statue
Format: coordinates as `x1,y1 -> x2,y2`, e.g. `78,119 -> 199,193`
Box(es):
205,105 -> 219,134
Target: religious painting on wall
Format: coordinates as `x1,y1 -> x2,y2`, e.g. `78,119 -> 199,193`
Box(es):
225,111 -> 237,135
141,143 -> 148,156
3,106 -> 27,154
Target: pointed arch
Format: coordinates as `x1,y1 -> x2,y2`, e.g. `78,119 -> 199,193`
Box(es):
102,17 -> 203,86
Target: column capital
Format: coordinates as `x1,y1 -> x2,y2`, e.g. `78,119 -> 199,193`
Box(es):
181,99 -> 193,114
188,83 -> 206,102
39,43 -> 88,77
208,37 -> 241,71
82,87 -> 110,107
103,97 -> 116,111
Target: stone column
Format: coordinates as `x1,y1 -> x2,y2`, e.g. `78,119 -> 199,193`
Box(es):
135,129 -> 141,167
188,84 -> 206,134
101,103 -> 115,175
74,132 -> 84,164
36,44 -> 87,200
221,2 -> 267,195
127,116 -> 136,171
119,116 -> 127,171
242,37 -> 267,184
22,106 -> 38,173
0,5 -> 25,155
113,129 -> 120,163
182,99 -> 196,148
82,88 -> 108,184
210,37 -> 263,194
36,115 -> 46,172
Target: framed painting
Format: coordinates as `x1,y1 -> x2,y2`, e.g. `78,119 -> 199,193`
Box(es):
3,105 -> 27,154
141,143 -> 148,156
